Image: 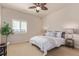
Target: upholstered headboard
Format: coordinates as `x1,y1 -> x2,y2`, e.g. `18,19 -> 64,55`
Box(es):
45,31 -> 65,38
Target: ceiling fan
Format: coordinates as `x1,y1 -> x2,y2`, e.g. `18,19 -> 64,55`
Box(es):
29,3 -> 48,13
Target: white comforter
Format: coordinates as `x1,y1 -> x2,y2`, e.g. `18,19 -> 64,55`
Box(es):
30,36 -> 65,55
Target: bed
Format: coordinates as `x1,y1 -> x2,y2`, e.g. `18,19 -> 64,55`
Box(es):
30,31 -> 65,55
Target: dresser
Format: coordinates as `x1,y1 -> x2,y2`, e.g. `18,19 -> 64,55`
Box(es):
74,39 -> 79,48
73,34 -> 79,48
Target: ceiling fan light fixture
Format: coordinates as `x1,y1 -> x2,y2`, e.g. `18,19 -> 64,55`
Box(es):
36,9 -> 40,13
36,7 -> 41,10
36,7 -> 41,13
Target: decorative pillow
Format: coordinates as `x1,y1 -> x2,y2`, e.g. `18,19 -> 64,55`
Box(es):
45,31 -> 65,38
45,31 -> 56,37
55,31 -> 62,38
61,32 -> 65,38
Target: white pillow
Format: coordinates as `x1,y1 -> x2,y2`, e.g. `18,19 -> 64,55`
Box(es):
56,32 -> 62,38
45,31 -> 55,37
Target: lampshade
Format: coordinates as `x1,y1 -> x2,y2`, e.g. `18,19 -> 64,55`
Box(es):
43,26 -> 48,33
43,26 -> 48,30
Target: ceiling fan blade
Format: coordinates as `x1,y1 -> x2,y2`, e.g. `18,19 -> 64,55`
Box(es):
33,3 -> 40,6
29,6 -> 36,9
41,6 -> 48,10
41,3 -> 47,5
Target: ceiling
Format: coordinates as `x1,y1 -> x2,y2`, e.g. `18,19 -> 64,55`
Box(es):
0,3 -> 77,18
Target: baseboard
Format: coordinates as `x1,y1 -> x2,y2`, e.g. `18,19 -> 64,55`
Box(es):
8,40 -> 29,45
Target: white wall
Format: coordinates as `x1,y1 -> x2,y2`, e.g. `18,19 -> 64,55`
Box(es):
0,6 -> 1,44
1,7 -> 42,44
43,6 -> 79,31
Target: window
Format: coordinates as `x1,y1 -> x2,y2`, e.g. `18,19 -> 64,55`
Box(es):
12,20 -> 27,32
21,21 -> 27,32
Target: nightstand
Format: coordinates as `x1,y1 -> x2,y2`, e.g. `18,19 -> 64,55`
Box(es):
65,38 -> 74,48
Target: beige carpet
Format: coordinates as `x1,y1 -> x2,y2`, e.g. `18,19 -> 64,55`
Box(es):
7,42 -> 79,56
47,47 -> 79,56
7,42 -> 43,56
